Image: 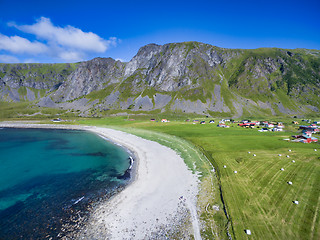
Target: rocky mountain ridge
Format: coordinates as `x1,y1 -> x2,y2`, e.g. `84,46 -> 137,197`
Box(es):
0,42 -> 319,117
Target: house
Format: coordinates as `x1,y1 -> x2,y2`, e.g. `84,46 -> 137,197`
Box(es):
217,124 -> 230,128
265,123 -> 274,128
241,120 -> 251,123
209,120 -> 215,123
314,121 -> 320,124
293,132 -> 318,143
239,122 -> 256,128
52,118 -> 62,122
200,121 -> 206,124
161,119 -> 168,123
292,121 -> 299,124
253,121 -> 260,126
150,119 -> 156,121
300,125 -> 319,134
272,128 -> 283,132
245,229 -> 252,235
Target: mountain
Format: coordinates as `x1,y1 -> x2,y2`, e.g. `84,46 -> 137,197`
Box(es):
0,42 -> 320,118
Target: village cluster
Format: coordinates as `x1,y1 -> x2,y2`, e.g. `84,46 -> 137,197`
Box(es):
292,123 -> 319,143
138,118 -> 319,144
182,118 -> 319,144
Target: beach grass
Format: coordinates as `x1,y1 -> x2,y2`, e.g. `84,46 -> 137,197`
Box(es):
76,117 -> 320,240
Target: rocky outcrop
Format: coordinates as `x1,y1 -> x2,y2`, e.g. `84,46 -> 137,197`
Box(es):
52,58 -> 125,102
0,63 -> 76,102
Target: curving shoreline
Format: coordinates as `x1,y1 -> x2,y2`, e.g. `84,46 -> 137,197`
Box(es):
0,122 -> 201,239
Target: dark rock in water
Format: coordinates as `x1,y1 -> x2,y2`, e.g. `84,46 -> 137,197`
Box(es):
117,169 -> 131,180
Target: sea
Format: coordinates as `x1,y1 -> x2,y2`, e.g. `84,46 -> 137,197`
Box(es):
0,127 -> 132,239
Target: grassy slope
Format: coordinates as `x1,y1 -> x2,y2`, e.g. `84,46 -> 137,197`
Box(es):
0,102 -> 76,119
75,116 -> 320,240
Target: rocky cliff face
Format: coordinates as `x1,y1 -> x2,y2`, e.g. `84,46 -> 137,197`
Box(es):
52,58 -> 125,102
0,63 -> 76,102
0,42 -> 319,117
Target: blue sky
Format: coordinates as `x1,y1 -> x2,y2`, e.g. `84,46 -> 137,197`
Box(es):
0,0 -> 319,63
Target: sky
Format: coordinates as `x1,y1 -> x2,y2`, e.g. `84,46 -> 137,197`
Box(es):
0,0 -> 319,63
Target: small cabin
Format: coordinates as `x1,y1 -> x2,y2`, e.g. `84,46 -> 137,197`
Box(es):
52,118 -> 61,122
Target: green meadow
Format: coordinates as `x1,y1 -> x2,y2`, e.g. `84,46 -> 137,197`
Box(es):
74,116 -> 320,240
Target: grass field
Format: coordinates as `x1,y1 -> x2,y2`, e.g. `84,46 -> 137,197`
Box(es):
73,117 -> 320,240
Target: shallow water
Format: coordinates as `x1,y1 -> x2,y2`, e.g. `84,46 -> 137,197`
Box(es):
0,128 -> 130,239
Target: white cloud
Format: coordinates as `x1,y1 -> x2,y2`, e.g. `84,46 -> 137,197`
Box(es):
1,17 -> 119,62
0,34 -> 48,54
24,58 -> 39,63
11,17 -> 118,53
0,54 -> 19,63
58,51 -> 84,62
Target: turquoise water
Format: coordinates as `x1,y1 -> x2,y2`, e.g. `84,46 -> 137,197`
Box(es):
0,128 -> 131,239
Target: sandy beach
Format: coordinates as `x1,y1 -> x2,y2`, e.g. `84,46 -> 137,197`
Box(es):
0,122 -> 201,239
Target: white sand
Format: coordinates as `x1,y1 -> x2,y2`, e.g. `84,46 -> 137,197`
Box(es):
0,123 -> 201,239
